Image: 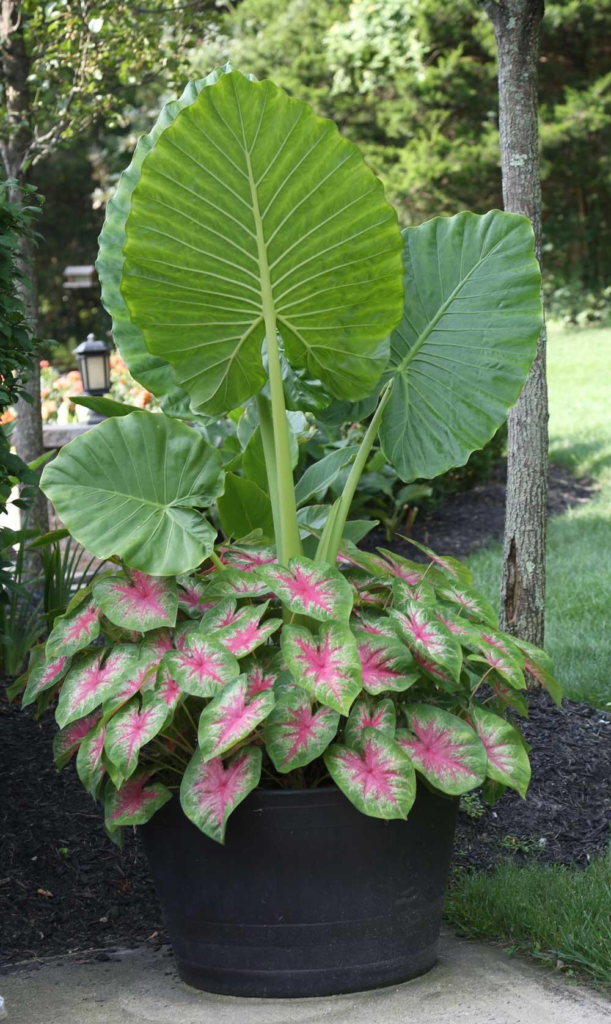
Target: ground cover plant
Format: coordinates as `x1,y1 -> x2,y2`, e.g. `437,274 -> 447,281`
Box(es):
14,65 -> 559,846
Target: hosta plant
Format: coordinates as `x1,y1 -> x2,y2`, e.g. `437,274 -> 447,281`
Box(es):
18,65 -> 560,845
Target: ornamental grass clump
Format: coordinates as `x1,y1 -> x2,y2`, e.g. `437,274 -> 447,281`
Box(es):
16,65 -> 560,845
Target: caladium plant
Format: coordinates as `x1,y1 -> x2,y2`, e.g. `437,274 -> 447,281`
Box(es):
16,65 -> 560,845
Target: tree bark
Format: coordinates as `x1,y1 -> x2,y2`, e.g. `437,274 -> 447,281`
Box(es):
1,0 -> 49,536
485,0 -> 548,648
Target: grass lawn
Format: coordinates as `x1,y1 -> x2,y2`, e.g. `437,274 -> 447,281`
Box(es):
466,323 -> 611,708
446,850 -> 611,986
445,325 -> 611,985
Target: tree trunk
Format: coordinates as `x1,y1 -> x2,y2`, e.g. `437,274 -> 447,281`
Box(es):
1,0 -> 49,536
486,0 -> 548,649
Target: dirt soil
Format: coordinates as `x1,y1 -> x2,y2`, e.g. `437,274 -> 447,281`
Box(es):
1,462 -> 606,967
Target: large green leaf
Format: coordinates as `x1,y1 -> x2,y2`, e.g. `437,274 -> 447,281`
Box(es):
294,446 -> 359,507
217,473 -> 274,540
40,411 -> 223,576
380,211 -> 542,481
119,67 -> 404,414
96,65 -> 238,401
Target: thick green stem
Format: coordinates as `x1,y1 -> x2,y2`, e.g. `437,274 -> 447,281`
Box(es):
243,125 -> 301,565
324,379 -> 395,564
209,550 -> 225,572
256,394 -> 282,554
261,298 -> 301,564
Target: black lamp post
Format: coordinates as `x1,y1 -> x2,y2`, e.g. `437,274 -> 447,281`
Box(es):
74,334 -> 111,423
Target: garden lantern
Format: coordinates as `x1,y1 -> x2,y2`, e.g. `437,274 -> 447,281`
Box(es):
63,265 -> 96,290
74,334 -> 111,423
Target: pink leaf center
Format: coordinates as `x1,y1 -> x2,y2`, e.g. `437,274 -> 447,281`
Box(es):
64,605 -> 100,644
192,755 -> 250,824
340,738 -> 399,802
110,775 -> 157,820
111,571 -> 168,622
358,642 -> 402,687
404,716 -> 478,781
294,633 -> 349,701
276,567 -> 333,612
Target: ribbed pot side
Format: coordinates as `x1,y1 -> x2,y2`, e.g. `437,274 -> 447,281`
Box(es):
139,784 -> 459,998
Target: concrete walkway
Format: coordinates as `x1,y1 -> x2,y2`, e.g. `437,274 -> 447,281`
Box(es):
2,929 -> 610,1024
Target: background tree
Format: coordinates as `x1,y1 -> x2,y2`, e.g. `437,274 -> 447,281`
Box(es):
0,0 -> 218,532
480,0 -> 548,648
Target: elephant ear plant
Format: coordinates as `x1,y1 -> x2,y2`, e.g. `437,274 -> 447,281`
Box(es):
19,65 -> 560,845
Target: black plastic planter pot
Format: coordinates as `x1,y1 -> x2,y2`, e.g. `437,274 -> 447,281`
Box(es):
139,784 -> 459,998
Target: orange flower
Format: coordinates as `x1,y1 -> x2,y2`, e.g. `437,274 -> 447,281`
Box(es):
39,359 -> 50,369
41,387 -> 50,399
133,389 -> 153,408
41,400 -> 57,421
0,408 -> 16,425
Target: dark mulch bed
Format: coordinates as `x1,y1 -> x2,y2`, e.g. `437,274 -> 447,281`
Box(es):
0,691 -> 166,967
453,691 -> 611,872
364,461 -> 597,561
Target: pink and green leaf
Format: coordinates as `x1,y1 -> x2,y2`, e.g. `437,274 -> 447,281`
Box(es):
436,582 -> 498,628
142,663 -> 183,715
174,620 -> 200,652
163,634 -> 239,698
52,711 -> 102,769
258,556 -> 353,622
200,597 -> 242,632
55,646 -> 139,728
243,653 -> 281,698
177,575 -> 215,616
492,680 -> 529,717
402,538 -> 473,585
210,603 -> 282,658
143,628 -> 175,657
392,577 -> 437,610
468,648 -> 525,691
105,698 -> 169,778
353,629 -> 418,695
324,728 -> 416,820
351,612 -> 398,639
412,651 -> 456,689
105,769 -> 172,828
102,643 -> 162,713
282,623 -> 362,716
398,704 -> 487,796
344,696 -> 396,749
221,543 -> 276,572
46,597 -> 101,658
180,746 -> 262,844
376,548 -> 446,589
76,722 -> 106,796
389,603 -> 462,682
434,610 -> 478,641
197,676 -> 275,761
93,571 -> 178,631
202,569 -> 270,599
102,751 -> 125,789
22,654 -> 72,708
511,637 -> 562,705
468,705 -> 531,797
265,688 -> 339,773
